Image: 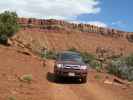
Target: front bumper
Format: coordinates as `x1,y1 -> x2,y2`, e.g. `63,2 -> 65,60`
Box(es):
55,68 -> 88,78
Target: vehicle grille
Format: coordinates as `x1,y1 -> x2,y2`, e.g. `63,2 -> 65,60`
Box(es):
64,65 -> 80,70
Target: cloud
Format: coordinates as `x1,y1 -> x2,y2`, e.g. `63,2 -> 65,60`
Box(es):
0,0 -> 100,19
112,20 -> 127,25
111,20 -> 127,28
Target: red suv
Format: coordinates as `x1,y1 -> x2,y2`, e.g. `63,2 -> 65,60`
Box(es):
54,51 -> 88,83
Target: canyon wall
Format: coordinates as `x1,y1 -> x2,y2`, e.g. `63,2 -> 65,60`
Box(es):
12,18 -> 133,55
17,18 -> 133,42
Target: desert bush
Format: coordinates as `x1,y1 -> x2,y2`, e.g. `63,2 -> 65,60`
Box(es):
125,53 -> 133,66
41,51 -> 57,60
20,74 -> 33,83
0,11 -> 19,45
108,54 -> 133,81
8,96 -> 16,100
0,11 -> 19,37
90,60 -> 102,72
80,52 -> 96,64
108,59 -> 123,75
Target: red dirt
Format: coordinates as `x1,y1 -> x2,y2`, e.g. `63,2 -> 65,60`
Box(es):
0,45 -> 133,100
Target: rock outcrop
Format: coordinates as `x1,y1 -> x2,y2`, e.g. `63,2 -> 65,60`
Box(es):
126,33 -> 133,42
17,18 -> 133,42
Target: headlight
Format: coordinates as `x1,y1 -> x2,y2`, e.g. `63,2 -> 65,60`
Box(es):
81,65 -> 87,70
57,64 -> 63,68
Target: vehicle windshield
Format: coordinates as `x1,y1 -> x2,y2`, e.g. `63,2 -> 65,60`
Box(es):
60,53 -> 82,62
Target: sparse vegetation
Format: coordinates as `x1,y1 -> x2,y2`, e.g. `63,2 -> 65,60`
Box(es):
41,50 -> 57,60
20,74 -> 33,83
8,96 -> 16,100
68,47 -> 79,52
107,54 -> 133,81
0,11 -> 19,45
80,52 -> 96,64
90,61 -> 102,72
125,53 -> 133,66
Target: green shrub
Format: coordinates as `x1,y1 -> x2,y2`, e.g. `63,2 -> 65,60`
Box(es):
80,52 -> 96,64
8,96 -> 16,100
108,60 -> 122,75
90,60 -> 102,72
108,55 -> 133,81
41,51 -> 57,60
125,53 -> 133,66
0,11 -> 19,37
20,74 -> 33,83
0,11 -> 19,45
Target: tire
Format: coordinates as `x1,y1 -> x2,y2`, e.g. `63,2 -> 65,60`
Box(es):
81,76 -> 87,83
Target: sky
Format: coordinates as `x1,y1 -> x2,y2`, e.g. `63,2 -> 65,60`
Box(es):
0,0 -> 132,32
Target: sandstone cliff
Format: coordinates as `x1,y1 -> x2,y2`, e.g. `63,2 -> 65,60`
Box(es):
18,18 -> 133,40
13,18 -> 133,56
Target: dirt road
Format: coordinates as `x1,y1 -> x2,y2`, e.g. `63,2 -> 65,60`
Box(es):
45,61 -> 133,100
0,46 -> 133,100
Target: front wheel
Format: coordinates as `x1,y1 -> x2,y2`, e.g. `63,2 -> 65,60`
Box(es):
81,76 -> 87,83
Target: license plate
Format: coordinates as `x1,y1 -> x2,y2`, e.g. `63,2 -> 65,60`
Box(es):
68,72 -> 75,76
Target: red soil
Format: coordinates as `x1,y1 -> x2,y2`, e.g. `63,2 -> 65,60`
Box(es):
0,45 -> 133,100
